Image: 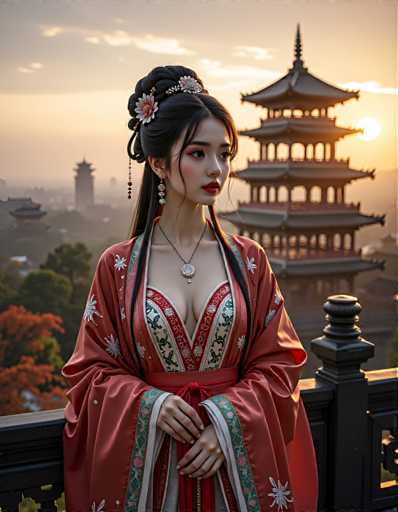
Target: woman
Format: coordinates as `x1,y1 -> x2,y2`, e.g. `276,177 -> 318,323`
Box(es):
62,65 -> 318,512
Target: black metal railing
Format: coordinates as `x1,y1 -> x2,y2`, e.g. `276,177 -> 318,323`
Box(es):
0,294 -> 397,511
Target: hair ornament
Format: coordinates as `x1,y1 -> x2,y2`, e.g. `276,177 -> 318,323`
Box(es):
134,86 -> 158,124
166,75 -> 203,96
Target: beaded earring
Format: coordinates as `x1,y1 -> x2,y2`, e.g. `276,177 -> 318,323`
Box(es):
158,178 -> 166,205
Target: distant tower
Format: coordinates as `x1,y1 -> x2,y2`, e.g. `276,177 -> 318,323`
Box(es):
221,24 -> 385,303
74,158 -> 95,211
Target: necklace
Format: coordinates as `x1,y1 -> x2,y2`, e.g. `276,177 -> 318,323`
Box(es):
157,221 -> 208,284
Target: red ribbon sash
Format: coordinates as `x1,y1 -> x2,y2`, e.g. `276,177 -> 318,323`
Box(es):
145,367 -> 238,512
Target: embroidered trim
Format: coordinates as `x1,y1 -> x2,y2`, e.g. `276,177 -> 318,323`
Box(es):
128,233 -> 144,274
201,294 -> 234,370
145,298 -> 184,371
124,388 -> 164,511
209,395 -> 261,511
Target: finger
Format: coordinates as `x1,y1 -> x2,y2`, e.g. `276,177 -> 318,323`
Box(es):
177,399 -> 205,432
174,408 -> 202,438
176,441 -> 202,470
159,422 -> 187,444
167,418 -> 195,444
198,455 -> 224,480
179,450 -> 208,476
189,454 -> 217,478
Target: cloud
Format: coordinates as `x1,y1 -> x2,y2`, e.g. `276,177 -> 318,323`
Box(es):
131,34 -> 195,55
41,26 -> 65,37
341,80 -> 398,95
232,45 -> 274,61
85,36 -> 100,45
103,30 -> 133,47
39,24 -> 195,56
17,62 -> 43,74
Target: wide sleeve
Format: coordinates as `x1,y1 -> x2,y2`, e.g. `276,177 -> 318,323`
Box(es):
201,243 -> 318,512
62,244 -> 171,512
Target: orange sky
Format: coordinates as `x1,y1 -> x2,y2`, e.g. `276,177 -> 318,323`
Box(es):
0,0 -> 396,190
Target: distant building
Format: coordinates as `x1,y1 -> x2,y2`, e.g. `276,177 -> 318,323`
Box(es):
0,197 -> 62,266
74,158 -> 95,211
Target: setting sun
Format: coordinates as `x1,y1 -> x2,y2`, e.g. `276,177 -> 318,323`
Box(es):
356,117 -> 382,141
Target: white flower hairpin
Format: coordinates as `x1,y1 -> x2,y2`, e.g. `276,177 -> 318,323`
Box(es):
134,86 -> 159,125
134,76 -> 203,126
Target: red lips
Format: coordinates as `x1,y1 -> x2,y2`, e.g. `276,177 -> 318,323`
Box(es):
202,181 -> 220,191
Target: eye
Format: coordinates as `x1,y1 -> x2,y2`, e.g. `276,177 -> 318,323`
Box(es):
190,149 -> 205,158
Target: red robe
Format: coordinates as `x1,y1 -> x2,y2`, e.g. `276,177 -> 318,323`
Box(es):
62,217 -> 318,511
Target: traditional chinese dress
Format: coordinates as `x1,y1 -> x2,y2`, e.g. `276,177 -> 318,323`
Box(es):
62,217 -> 318,512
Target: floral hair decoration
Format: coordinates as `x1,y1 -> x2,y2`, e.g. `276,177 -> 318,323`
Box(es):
134,76 -> 203,125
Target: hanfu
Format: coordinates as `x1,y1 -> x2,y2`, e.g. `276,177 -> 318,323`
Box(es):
62,218 -> 318,511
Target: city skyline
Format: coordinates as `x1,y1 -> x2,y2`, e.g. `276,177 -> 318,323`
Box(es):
0,0 -> 396,193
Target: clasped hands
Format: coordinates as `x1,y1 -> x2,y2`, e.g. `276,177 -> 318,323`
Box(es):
156,394 -> 225,479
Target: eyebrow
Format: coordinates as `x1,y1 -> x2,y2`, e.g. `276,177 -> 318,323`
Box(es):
189,140 -> 231,148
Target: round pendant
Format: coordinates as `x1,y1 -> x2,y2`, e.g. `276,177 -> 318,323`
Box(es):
181,263 -> 195,280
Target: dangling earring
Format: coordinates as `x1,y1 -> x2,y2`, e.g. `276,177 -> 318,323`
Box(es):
127,157 -> 132,199
158,178 -> 166,205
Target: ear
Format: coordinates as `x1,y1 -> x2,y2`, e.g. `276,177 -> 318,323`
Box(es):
148,156 -> 168,180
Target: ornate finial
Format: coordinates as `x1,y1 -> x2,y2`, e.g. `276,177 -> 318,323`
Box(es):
293,23 -> 304,70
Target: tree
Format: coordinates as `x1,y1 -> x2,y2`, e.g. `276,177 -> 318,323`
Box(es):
17,269 -> 72,316
0,260 -> 23,311
388,328 -> 398,367
0,305 -> 67,415
41,242 -> 92,304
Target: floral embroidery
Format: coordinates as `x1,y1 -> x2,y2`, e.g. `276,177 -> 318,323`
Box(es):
90,498 -> 105,512
209,395 -> 260,511
246,256 -> 257,274
265,309 -> 276,327
83,294 -> 103,324
274,290 -> 283,305
137,342 -> 146,359
207,304 -> 217,314
237,335 -> 246,350
120,305 -> 126,320
193,345 -> 203,357
114,254 -> 127,271
125,388 -> 164,511
267,476 -> 294,510
147,289 -> 154,298
104,333 -> 121,358
164,307 -> 174,317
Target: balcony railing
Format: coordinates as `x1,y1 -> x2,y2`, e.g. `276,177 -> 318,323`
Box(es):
0,295 -> 397,511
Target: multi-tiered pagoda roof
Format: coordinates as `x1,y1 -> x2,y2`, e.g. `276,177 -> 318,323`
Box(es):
220,24 -> 385,282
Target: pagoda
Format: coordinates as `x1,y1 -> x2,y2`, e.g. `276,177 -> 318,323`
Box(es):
220,24 -> 385,303
74,158 -> 95,211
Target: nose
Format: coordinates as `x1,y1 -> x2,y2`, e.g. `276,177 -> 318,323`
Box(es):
207,154 -> 223,176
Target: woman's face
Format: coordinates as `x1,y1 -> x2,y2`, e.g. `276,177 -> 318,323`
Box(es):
166,116 -> 232,205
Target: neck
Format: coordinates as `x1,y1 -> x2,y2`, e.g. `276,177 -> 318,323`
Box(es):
154,198 -> 215,248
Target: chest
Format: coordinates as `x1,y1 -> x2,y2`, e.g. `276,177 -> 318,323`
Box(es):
146,242 -> 229,337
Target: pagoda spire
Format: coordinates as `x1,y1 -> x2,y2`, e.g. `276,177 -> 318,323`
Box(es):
293,23 -> 304,70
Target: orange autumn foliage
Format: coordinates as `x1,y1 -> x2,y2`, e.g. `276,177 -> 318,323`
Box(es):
0,305 -> 68,415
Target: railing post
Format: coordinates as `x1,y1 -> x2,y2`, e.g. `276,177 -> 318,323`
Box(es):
310,294 -> 375,511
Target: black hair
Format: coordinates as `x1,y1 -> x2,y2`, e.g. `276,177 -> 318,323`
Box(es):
126,65 -> 252,377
